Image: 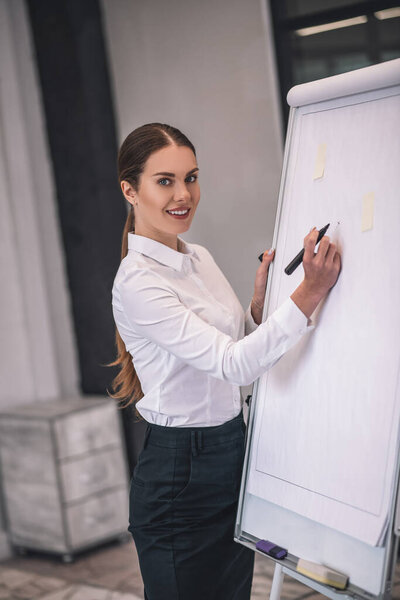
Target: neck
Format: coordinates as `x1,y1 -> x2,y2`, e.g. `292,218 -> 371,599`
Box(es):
134,226 -> 180,252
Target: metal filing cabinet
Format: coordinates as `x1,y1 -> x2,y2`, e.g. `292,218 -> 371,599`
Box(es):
0,397 -> 130,562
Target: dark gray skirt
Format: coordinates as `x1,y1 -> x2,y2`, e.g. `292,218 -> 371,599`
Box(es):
128,411 -> 254,600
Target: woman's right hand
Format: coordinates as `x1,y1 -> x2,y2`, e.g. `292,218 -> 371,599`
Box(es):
290,227 -> 341,319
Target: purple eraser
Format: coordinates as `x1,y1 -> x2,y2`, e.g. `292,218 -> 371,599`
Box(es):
256,540 -> 275,553
256,539 -> 287,559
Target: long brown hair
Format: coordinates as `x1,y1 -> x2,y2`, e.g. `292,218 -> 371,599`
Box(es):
107,123 -> 196,410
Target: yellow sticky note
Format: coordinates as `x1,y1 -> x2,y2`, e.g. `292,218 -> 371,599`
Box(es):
313,143 -> 327,180
361,192 -> 374,232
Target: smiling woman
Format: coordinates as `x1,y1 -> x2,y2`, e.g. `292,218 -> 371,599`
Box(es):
107,122 -> 340,600
120,140 -> 200,251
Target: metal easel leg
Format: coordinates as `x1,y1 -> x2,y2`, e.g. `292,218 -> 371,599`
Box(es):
269,563 -> 284,600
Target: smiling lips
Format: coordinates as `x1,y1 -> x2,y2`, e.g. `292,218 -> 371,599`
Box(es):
166,208 -> 191,219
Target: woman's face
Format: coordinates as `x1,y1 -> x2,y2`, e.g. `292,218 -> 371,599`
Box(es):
121,144 -> 200,249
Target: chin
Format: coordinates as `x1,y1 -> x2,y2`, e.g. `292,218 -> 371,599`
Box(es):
174,220 -> 192,232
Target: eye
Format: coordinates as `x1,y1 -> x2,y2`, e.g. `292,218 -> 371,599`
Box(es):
158,178 -> 171,186
186,174 -> 198,183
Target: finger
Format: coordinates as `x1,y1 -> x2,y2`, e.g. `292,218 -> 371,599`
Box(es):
325,242 -> 337,264
261,249 -> 275,262
328,252 -> 342,286
333,251 -> 342,272
304,227 -> 317,245
303,229 -> 319,261
316,235 -> 331,259
304,229 -> 319,247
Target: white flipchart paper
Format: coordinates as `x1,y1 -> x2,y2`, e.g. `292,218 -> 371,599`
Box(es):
247,92 -> 400,547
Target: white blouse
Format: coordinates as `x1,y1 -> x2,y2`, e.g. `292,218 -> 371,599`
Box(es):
111,233 -> 313,427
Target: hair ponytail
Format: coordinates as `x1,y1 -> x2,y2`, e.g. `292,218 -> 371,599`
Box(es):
106,123 -> 196,411
107,206 -> 144,411
121,205 -> 134,261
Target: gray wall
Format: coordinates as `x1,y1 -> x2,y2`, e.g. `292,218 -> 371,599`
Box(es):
0,0 -> 284,559
101,0 -> 284,308
0,0 -> 79,407
0,0 -> 79,558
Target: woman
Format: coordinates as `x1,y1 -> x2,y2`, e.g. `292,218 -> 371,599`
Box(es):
110,123 -> 341,600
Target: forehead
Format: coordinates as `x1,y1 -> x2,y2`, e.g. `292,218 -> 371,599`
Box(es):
144,145 -> 197,174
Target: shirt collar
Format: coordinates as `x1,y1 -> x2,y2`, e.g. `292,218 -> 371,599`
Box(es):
127,233 -> 199,272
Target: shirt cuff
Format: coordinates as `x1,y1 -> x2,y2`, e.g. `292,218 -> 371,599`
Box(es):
272,297 -> 315,336
244,302 -> 259,335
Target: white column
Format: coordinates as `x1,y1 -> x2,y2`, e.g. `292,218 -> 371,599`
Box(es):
0,0 -> 79,407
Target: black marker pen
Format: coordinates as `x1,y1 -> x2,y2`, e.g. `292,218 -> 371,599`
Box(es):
284,223 -> 330,275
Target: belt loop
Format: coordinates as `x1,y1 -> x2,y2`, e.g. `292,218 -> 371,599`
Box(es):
198,431 -> 203,452
191,431 -> 198,457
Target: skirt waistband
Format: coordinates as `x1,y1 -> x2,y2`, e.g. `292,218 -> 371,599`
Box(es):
144,411 -> 244,450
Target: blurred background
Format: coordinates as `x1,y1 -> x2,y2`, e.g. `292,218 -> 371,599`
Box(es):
0,0 -> 399,596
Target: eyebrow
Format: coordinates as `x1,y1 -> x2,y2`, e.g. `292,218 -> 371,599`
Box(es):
152,167 -> 199,177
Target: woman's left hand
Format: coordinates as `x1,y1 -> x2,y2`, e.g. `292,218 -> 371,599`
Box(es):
251,249 -> 275,325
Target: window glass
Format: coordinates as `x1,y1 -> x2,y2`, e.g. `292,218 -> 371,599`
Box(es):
290,22 -> 370,85
378,16 -> 400,56
285,0 -> 363,18
270,1 -> 400,126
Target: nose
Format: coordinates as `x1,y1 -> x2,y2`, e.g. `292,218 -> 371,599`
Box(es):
174,181 -> 191,202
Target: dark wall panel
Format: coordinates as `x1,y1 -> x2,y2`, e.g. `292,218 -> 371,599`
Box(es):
27,0 -> 126,394
27,0 -> 147,469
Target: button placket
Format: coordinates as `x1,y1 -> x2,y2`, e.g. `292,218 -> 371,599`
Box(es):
186,266 -> 236,334
182,256 -> 193,276
190,273 -> 230,312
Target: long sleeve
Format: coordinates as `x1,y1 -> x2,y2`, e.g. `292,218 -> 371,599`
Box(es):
244,302 -> 259,335
117,267 -> 313,387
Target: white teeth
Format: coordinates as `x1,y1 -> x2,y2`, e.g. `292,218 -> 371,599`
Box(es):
167,209 -> 189,215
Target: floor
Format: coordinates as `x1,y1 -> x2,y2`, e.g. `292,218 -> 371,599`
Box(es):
0,535 -> 400,600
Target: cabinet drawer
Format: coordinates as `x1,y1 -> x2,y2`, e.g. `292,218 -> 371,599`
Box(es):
5,481 -> 65,552
54,403 -> 120,459
66,488 -> 128,548
60,447 -> 127,503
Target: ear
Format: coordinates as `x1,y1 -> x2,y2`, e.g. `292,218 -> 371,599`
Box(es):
121,180 -> 136,206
